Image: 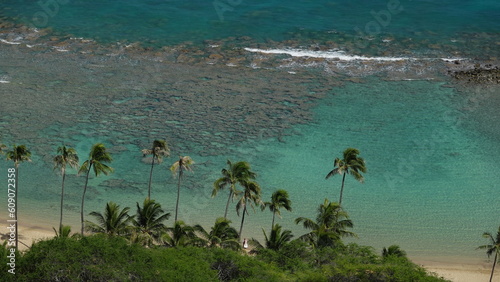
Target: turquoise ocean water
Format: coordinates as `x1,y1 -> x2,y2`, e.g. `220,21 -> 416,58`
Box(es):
0,0 -> 499,263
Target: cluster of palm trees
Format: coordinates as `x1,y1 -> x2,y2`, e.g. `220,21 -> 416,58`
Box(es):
77,146 -> 367,252
81,193 -> 358,253
0,141 -> 371,251
81,198 -> 241,249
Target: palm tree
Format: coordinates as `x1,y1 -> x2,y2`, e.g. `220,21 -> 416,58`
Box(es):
0,143 -> 6,154
382,245 -> 407,258
325,147 -> 366,205
53,145 -> 79,231
6,144 -> 32,249
53,225 -> 75,238
194,217 -> 240,250
478,226 -> 500,282
85,202 -> 132,236
263,224 -> 294,251
78,143 -> 113,235
262,189 -> 292,230
170,156 -> 194,222
295,198 -> 356,248
212,160 -> 256,219
131,198 -> 170,246
142,140 -> 170,199
236,181 -> 262,239
162,220 -> 199,247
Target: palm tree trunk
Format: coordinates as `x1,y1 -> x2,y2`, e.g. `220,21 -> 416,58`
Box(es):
14,163 -> 18,250
272,211 -> 276,230
59,168 -> 66,231
490,250 -> 498,282
339,172 -> 346,205
224,190 -> 233,219
148,156 -> 155,199
239,204 -> 247,239
175,168 -> 182,222
81,165 -> 92,235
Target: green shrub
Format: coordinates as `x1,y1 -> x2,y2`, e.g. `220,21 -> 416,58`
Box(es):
325,255 -> 447,282
0,241 -> 19,281
255,240 -> 312,272
209,248 -> 287,281
17,235 -> 218,281
3,235 -> 447,281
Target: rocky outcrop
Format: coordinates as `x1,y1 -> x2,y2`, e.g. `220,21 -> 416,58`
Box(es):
450,64 -> 500,84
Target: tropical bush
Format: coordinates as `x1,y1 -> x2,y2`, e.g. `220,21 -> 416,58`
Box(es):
0,234 -> 448,281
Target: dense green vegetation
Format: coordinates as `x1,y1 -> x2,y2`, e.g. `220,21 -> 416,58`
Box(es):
0,235 -> 447,281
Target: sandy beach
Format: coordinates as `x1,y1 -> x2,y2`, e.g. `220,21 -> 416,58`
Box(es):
414,258 -> 498,282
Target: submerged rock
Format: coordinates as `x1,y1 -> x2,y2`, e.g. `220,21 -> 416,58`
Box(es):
451,64 -> 500,84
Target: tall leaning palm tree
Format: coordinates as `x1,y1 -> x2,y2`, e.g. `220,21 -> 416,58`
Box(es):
212,160 -> 256,219
53,145 -> 79,231
236,181 -> 262,239
170,156 -> 194,222
262,189 -> 292,230
295,198 -> 356,248
325,147 -> 366,205
478,226 -> 500,282
78,143 -> 113,235
6,144 -> 31,249
85,201 -> 132,236
142,140 -> 170,199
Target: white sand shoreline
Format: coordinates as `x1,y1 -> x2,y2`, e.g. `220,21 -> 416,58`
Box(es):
413,258 -> 497,282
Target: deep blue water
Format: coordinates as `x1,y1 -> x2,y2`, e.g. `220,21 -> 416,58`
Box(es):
1,0 -> 499,49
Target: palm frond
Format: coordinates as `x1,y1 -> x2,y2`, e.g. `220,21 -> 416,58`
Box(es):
79,160 -> 90,175
325,168 -> 340,179
93,162 -> 113,176
54,145 -> 80,171
350,170 -> 364,183
6,144 -> 32,164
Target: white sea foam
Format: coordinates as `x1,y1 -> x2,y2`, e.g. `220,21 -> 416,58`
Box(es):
244,47 -> 409,61
245,47 -> 468,63
440,58 -> 465,62
0,39 -> 21,45
0,75 -> 10,83
53,46 -> 69,52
